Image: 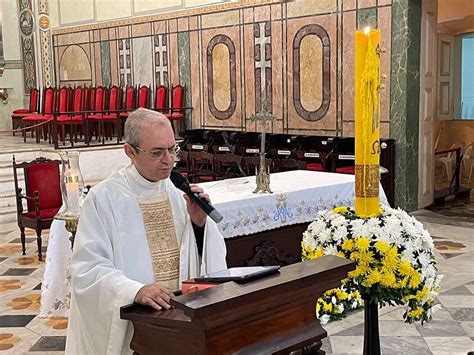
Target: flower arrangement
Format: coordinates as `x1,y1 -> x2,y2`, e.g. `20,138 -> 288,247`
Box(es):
302,205 -> 442,325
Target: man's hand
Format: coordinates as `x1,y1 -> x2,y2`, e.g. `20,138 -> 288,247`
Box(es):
183,184 -> 209,228
135,283 -> 173,311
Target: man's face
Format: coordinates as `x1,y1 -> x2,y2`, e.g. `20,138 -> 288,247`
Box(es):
127,122 -> 176,182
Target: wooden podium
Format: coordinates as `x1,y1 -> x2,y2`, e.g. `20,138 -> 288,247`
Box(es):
121,256 -> 355,354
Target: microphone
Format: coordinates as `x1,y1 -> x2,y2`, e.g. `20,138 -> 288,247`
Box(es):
170,171 -> 224,224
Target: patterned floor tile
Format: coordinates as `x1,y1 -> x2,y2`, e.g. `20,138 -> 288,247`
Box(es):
32,283 -> 41,291
460,322 -> 474,337
438,295 -> 474,308
447,308 -> 474,322
416,320 -> 468,337
0,315 -> 36,327
330,335 -> 363,353
2,268 -> 37,276
29,336 -> 66,351
9,238 -> 36,244
442,285 -> 473,295
26,317 -> 68,337
379,336 -> 431,354
424,336 -> 474,352
0,327 -> 41,354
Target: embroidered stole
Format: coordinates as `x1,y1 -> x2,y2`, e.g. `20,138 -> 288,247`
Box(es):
137,193 -> 180,290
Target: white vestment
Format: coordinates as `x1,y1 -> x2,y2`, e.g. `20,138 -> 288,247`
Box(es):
65,165 -> 227,355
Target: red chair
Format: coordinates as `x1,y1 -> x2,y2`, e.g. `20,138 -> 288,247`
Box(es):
11,87 -> 40,135
164,84 -> 186,136
154,85 -> 168,112
56,86 -> 85,145
119,86 -> 136,120
13,156 -> 62,261
137,85 -> 150,109
164,84 -> 185,120
87,86 -> 122,143
85,86 -> 106,143
22,87 -> 56,143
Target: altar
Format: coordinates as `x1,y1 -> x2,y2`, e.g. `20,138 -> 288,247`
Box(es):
39,170 -> 388,317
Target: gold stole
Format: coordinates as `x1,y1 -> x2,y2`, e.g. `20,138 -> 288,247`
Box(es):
137,193 -> 180,290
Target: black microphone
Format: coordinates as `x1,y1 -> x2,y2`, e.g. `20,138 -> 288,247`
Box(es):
170,171 -> 223,224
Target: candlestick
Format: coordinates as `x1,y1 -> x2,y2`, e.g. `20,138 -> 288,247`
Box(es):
354,28 -> 381,218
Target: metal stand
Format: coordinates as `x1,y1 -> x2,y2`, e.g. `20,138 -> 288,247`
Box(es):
55,213 -> 79,249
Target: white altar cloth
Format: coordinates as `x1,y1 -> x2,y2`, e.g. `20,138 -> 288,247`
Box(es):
201,170 -> 388,238
40,170 -> 388,317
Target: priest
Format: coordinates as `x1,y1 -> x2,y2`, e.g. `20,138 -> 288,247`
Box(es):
65,108 -> 227,354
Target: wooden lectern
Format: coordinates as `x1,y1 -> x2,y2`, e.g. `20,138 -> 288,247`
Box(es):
121,256 -> 355,354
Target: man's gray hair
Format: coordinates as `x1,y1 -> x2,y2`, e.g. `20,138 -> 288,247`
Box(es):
124,108 -> 169,147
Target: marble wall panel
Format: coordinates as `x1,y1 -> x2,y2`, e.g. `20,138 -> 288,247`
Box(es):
243,8 -> 253,23
169,19 -> 178,33
201,10 -> 240,28
254,5 -> 270,22
118,26 -> 130,39
109,28 -> 117,40
189,16 -> 198,31
271,20 -> 283,125
357,7 -> 377,29
58,45 -> 92,81
379,6 -> 392,123
154,21 -> 166,34
342,10 -> 356,124
358,0 -> 376,9
287,0 -> 337,18
178,18 -> 189,32
132,23 -> 152,37
169,32 -> 180,86
56,31 -> 90,46
100,29 -> 109,41
132,37 -> 153,86
243,24 -> 256,127
178,32 -> 192,127
100,41 -> 111,87
202,28 -> 242,129
110,41 -> 119,86
343,0 -> 356,11
379,0 -> 392,6
94,42 -> 102,86
271,4 -> 281,20
286,14 -> 337,132
189,30 -> 202,128
343,121 -> 355,137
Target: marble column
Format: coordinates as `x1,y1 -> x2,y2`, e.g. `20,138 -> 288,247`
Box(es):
390,0 -> 421,212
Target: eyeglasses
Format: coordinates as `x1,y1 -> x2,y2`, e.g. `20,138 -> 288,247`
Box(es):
130,143 -> 181,159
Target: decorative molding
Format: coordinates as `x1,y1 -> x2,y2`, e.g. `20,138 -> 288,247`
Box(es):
119,39 -> 132,85
254,21 -> 272,112
206,34 -> 237,120
292,24 -> 330,122
38,0 -> 54,87
246,240 -> 299,267
18,0 -> 37,93
52,0 -> 273,35
154,34 -> 168,86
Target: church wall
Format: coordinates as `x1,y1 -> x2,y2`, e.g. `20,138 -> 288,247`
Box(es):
48,0 -> 423,211
50,0 -> 394,139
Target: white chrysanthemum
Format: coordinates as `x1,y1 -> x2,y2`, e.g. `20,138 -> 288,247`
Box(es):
337,304 -> 345,313
320,314 -> 330,325
331,215 -> 347,227
401,247 -> 416,264
351,219 -> 369,238
333,226 -> 348,242
420,230 -> 434,251
303,234 -> 317,250
331,296 -> 337,304
318,230 -> 332,245
324,245 -> 339,256
351,301 -> 359,309
421,264 -> 436,281
417,251 -> 431,269
427,304 -> 442,318
308,219 -> 326,236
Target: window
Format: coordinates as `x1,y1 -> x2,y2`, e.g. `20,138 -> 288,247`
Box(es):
460,33 -> 474,119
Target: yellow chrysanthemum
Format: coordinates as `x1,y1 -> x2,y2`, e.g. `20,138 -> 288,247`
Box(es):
408,307 -> 424,319
342,239 -> 354,251
380,271 -> 396,287
308,248 -> 324,259
332,206 -> 349,214
362,269 -> 382,287
350,251 -> 360,261
358,250 -> 374,264
337,251 -> 346,258
409,272 -> 421,289
316,302 -> 321,312
375,241 -> 390,254
355,237 -> 370,251
335,289 -> 349,300
383,253 -> 399,271
398,260 -> 414,276
322,301 -> 333,312
348,263 -> 369,278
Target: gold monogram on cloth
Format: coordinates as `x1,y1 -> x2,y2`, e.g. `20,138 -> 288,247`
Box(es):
137,193 -> 180,290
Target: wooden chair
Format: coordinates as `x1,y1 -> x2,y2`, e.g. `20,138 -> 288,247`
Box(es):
56,86 -> 85,146
188,151 -> 216,183
164,84 -> 186,136
137,85 -> 150,109
214,153 -> 243,180
85,86 -> 107,144
272,158 -> 305,173
13,156 -> 62,261
154,85 -> 168,112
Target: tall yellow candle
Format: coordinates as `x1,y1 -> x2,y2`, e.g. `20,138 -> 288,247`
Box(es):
354,28 -> 381,218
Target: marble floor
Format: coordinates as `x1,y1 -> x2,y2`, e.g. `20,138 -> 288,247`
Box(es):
0,211 -> 473,354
